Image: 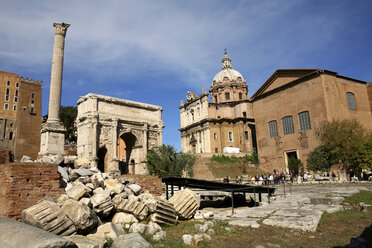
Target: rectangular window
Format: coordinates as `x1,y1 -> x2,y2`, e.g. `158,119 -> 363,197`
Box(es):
346,92 -> 356,110
15,90 -> 18,96
215,147 -> 218,153
268,120 -> 278,138
243,112 -> 247,118
6,81 -> 10,86
228,131 -> 233,142
5,95 -> 9,101
9,132 -> 13,140
239,92 -> 242,100
14,97 -> 17,103
4,103 -> 9,110
6,88 -> 10,95
244,131 -> 249,140
16,82 -> 19,87
214,133 -> 217,140
282,116 -> 294,135
31,93 -> 35,98
13,105 -> 17,111
298,111 -> 311,131
225,92 -> 230,100
30,107 -> 35,114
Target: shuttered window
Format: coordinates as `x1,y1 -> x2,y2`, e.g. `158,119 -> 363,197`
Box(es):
282,116 -> 294,135
346,92 -> 356,110
298,111 -> 311,131
268,120 -> 278,138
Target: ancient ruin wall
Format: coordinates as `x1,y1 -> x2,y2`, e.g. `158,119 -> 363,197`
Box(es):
0,162 -> 64,220
119,174 -> 162,196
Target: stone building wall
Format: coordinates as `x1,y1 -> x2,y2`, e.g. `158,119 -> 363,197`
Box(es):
0,162 -> 64,221
321,74 -> 372,131
0,71 -> 42,160
252,71 -> 372,172
14,78 -> 42,160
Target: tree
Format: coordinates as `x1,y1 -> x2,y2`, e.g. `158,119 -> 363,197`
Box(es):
145,145 -> 196,178
307,119 -> 370,171
288,157 -> 303,174
307,146 -> 331,172
59,106 -> 77,143
355,134 -> 372,169
44,106 -> 78,142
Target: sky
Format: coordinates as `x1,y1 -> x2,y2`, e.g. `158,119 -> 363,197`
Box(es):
0,0 -> 371,151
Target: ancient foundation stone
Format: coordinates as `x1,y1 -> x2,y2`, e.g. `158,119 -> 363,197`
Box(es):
22,200 -> 76,236
169,189 -> 200,219
0,216 -> 77,248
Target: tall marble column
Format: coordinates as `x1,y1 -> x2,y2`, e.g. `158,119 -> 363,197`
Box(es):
47,22 -> 70,123
39,23 -> 70,156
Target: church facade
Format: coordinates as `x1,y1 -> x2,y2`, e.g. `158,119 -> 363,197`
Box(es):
179,52 -> 372,172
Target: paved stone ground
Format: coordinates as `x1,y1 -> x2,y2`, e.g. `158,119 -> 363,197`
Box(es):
198,183 -> 372,232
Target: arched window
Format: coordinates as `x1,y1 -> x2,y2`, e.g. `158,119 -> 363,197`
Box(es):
346,92 -> 356,110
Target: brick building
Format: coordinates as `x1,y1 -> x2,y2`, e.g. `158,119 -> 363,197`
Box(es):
0,71 -> 42,160
180,52 -> 372,172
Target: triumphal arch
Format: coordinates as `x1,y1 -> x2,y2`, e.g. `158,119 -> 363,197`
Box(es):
76,93 -> 163,174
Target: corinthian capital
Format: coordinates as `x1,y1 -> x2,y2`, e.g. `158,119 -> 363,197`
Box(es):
53,22 -> 70,36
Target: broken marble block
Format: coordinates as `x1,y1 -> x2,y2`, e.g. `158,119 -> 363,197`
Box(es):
169,188 -> 200,219
149,196 -> 177,225
112,233 -> 151,248
116,199 -> 149,221
112,192 -> 129,209
128,184 -> 142,195
95,222 -> 126,240
0,216 -> 78,248
66,184 -> 89,201
104,179 -> 125,195
112,212 -> 138,224
61,199 -> 101,234
90,194 -> 114,218
64,235 -> 106,248
22,200 -> 76,236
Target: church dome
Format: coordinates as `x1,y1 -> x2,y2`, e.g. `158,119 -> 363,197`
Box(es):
210,50 -> 248,104
212,51 -> 245,83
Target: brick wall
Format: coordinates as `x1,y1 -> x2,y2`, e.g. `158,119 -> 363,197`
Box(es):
0,162 -> 64,221
0,150 -> 12,164
119,174 -> 162,196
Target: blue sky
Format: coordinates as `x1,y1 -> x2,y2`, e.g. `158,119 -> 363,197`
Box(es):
0,0 -> 371,151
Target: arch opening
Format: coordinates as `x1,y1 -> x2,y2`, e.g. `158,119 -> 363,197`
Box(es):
118,132 -> 137,174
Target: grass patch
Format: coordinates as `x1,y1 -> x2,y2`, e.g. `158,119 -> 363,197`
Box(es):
343,190 -> 372,205
145,189 -> 372,248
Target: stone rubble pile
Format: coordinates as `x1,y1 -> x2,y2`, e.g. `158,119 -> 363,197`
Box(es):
19,154 -> 206,247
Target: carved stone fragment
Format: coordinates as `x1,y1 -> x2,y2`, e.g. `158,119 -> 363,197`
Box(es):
90,194 -> 114,218
61,199 -> 101,234
169,189 -> 200,219
149,196 -> 177,225
116,199 -> 149,221
22,200 -> 76,236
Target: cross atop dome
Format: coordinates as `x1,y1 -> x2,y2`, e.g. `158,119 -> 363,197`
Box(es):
221,49 -> 232,70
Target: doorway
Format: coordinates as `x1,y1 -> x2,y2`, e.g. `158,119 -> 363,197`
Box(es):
97,146 -> 107,172
285,150 -> 298,173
